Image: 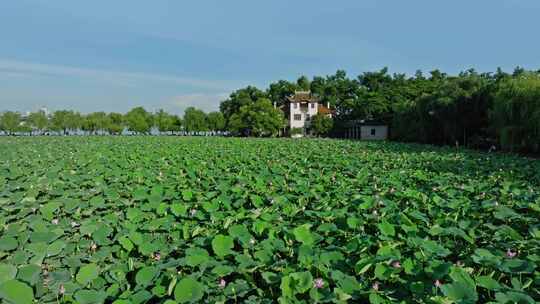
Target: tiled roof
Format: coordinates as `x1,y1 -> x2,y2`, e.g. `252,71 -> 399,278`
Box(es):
318,104 -> 333,115
286,91 -> 320,103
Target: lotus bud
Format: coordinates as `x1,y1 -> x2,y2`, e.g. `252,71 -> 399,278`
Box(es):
313,278 -> 324,289
506,249 -> 517,258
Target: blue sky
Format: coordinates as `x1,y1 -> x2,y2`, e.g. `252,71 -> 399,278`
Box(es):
1,0 -> 539,114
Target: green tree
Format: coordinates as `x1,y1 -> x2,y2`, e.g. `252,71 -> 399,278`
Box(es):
183,107 -> 208,132
311,113 -> 333,137
491,72 -> 540,152
27,110 -> 49,134
125,107 -> 153,134
297,75 -> 311,91
170,115 -> 182,134
83,112 -> 108,135
51,110 -> 80,135
206,112 -> 225,131
106,113 -> 124,135
219,86 -> 266,125
154,109 -> 174,134
267,80 -> 298,107
229,98 -> 284,137
0,111 -> 22,135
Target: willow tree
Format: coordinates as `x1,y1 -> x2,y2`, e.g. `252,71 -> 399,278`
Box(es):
491,73 -> 540,152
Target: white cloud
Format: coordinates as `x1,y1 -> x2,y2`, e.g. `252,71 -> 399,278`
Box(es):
167,93 -> 229,114
0,59 -> 243,91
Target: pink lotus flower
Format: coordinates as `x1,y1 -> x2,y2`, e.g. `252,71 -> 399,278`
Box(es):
218,278 -> 227,288
59,284 -> 65,295
372,282 -> 379,291
435,280 -> 442,288
313,278 -> 324,289
190,209 -> 197,216
51,219 -> 59,225
506,249 -> 517,258
392,261 -> 401,268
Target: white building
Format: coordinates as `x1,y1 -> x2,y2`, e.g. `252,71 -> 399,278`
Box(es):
282,91 -> 332,137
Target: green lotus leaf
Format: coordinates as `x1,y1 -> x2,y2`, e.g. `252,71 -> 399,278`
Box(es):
16,264 -> 41,286
76,264 -> 100,286
0,236 -> 18,251
211,235 -> 234,258
184,248 -> 210,267
174,277 -> 204,303
293,224 -> 315,245
0,264 -> 17,284
135,266 -> 158,287
0,280 -> 34,304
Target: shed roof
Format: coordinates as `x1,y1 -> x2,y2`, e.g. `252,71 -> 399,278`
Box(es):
343,120 -> 388,127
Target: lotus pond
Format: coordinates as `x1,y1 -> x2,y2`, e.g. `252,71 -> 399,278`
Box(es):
0,137 -> 539,303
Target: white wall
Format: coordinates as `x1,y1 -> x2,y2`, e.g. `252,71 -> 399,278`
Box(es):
289,102 -> 318,129
360,125 -> 388,140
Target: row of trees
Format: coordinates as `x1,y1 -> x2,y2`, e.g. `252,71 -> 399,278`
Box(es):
2,67 -> 539,152
219,67 -> 540,153
0,107 -> 226,136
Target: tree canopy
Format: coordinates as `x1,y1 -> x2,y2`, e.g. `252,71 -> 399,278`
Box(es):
125,107 -> 153,134
228,98 -> 284,137
183,107 -> 208,132
0,111 -> 21,135
206,112 -> 226,131
2,66 -> 540,153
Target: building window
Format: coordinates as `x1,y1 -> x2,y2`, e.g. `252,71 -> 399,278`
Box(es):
293,103 -> 298,109
371,128 -> 376,136
311,103 -> 315,109
294,114 -> 302,121
306,114 -> 310,120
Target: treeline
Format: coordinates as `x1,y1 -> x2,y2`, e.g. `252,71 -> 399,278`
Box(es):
0,106 -> 225,136
2,67 -> 540,152
219,67 -> 540,153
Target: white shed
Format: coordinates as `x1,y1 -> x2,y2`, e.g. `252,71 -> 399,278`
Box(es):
342,120 -> 389,140
360,125 -> 388,140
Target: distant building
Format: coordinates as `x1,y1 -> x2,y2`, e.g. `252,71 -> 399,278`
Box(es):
281,91 -> 332,137
40,106 -> 50,116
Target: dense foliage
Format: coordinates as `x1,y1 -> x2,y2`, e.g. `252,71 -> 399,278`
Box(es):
0,107 -> 223,136
228,98 -> 284,137
0,137 -> 539,303
311,114 -> 334,137
220,67 -> 540,152
2,67 -> 540,150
